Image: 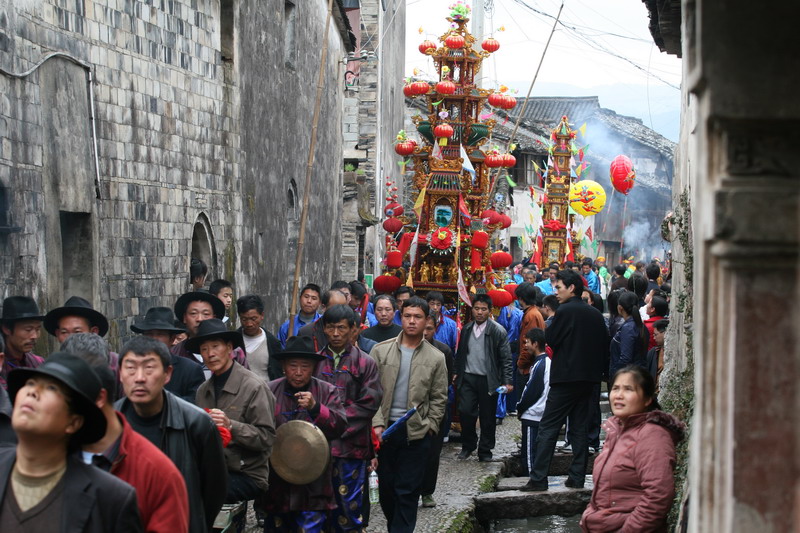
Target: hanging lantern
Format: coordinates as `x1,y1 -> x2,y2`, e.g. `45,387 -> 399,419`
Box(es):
501,95 -> 517,110
490,251 -> 513,270
484,153 -> 504,168
412,81 -> 430,95
470,249 -> 484,272
499,213 -> 512,229
382,217 -> 404,233
374,273 -> 402,294
569,180 -> 608,216
419,40 -> 437,54
488,289 -> 514,308
503,283 -> 519,296
482,37 -> 500,53
481,209 -> 501,225
403,84 -> 416,98
471,230 -> 489,249
436,80 -> 456,95
502,153 -> 517,168
609,155 -> 636,195
384,202 -> 404,217
433,123 -> 454,146
445,34 -> 466,49
385,249 -> 403,269
488,93 -> 505,107
394,139 -> 417,156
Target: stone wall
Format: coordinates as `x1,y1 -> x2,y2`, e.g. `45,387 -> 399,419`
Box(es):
0,0 -> 351,347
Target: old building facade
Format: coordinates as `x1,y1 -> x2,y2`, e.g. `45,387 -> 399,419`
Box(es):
0,0 -> 355,347
644,1 -> 800,532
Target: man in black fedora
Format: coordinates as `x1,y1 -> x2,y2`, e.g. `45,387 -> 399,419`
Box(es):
0,296 -> 46,389
0,352 -> 142,531
259,336 -> 347,533
43,296 -> 109,345
171,290 -> 248,374
131,307 -> 204,404
193,319 -> 276,503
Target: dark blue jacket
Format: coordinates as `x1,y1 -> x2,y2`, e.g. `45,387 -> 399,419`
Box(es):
609,316 -> 647,377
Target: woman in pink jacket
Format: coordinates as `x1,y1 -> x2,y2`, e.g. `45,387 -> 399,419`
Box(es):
581,365 -> 685,532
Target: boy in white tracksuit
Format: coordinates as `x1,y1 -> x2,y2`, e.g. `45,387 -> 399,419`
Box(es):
516,328 -> 551,477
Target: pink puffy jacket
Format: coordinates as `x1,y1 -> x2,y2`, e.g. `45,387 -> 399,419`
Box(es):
580,410 -> 685,533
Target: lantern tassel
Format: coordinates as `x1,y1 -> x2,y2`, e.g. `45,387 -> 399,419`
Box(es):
439,137 -> 447,146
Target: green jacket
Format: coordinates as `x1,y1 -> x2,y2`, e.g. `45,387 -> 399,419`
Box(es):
371,334 -> 448,441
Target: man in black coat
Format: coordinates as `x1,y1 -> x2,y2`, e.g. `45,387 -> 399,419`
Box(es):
0,352 -> 142,532
524,269 -> 609,491
454,294 -> 513,462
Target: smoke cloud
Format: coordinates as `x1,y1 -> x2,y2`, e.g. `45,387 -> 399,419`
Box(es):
622,219 -> 670,262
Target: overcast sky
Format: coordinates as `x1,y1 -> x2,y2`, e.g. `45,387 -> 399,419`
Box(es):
404,0 -> 682,140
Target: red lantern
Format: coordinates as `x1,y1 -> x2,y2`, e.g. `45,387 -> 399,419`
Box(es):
482,37 -> 500,53
502,153 -> 517,168
488,289 -> 514,308
471,249 -> 484,272
384,202 -> 404,217
481,209 -> 501,225
435,80 -> 456,95
484,153 -> 504,168
374,273 -> 402,294
419,40 -> 437,54
488,93 -> 504,107
499,214 -> 512,229
434,123 -> 454,139
610,155 -> 636,195
412,81 -> 430,95
385,250 -> 403,269
490,251 -> 513,270
445,34 -> 465,49
382,217 -> 404,233
503,283 -> 519,296
403,84 -> 415,98
394,140 -> 417,156
501,95 -> 517,110
471,230 -> 489,249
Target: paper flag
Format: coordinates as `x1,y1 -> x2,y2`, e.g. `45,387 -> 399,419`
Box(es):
506,175 -> 517,187
579,123 -> 587,137
414,187 -> 426,218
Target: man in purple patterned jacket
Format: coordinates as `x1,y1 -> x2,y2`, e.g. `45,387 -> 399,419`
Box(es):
260,336 -> 347,533
315,305 -> 383,532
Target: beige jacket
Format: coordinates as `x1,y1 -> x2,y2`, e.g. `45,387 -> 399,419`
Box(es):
371,334 -> 448,441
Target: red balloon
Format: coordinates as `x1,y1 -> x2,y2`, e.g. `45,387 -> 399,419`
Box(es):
383,217 -> 404,233
374,274 -> 402,294
385,250 -> 403,269
384,202 -> 404,217
471,230 -> 489,249
481,209 -> 501,225
490,251 -> 513,270
488,289 -> 514,308
419,40 -> 437,54
610,155 -> 636,195
434,123 -> 454,139
436,80 -> 456,95
482,37 -> 500,53
445,34 -> 465,49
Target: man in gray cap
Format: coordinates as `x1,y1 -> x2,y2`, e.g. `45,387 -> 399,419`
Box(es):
0,352 -> 142,531
0,296 -> 46,389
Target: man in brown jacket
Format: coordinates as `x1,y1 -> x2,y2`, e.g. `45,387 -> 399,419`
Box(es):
515,283 -> 546,375
192,319 -> 277,502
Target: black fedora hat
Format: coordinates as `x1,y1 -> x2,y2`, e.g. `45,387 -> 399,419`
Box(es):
131,307 -> 186,334
43,296 -> 109,337
8,352 -> 107,445
184,318 -> 244,354
272,336 -> 325,363
174,290 -> 225,322
1,296 -> 45,323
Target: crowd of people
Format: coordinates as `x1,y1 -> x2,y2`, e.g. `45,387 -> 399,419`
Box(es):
0,255 -> 684,532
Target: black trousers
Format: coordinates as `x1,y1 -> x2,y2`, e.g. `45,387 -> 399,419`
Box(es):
421,412 -> 448,496
226,471 -> 261,503
377,425 -> 431,533
587,382 -> 602,448
458,373 -> 497,456
531,381 -> 594,485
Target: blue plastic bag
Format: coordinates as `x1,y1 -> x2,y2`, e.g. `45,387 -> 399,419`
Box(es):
496,391 -> 507,419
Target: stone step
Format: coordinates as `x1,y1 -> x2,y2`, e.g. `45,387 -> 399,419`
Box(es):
474,476 -> 592,522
